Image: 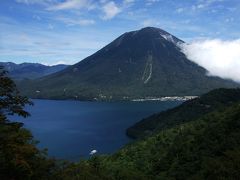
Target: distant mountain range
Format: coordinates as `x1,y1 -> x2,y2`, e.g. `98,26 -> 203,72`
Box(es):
0,62 -> 68,80
19,27 -> 239,100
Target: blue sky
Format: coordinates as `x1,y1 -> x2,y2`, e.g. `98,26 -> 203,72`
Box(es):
0,0 -> 239,65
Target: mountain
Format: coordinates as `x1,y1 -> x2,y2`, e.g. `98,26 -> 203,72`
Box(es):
19,27 -> 239,100
0,62 -> 68,80
127,88 -> 240,138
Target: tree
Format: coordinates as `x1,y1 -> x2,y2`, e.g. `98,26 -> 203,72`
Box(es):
0,66 -> 32,120
0,66 -> 55,180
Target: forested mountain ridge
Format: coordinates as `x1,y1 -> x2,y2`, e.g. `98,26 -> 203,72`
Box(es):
127,88 -> 240,138
0,62 -> 68,80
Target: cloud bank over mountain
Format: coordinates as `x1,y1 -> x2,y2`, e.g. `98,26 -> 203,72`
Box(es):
181,39 -> 240,83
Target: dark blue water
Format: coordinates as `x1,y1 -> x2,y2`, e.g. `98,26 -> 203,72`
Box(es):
15,100 -> 181,161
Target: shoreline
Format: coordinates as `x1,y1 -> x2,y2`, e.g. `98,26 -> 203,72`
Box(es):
29,96 -> 198,102
131,96 -> 198,102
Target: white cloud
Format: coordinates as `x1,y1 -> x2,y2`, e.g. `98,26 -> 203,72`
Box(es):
0,18 -> 106,64
197,4 -> 205,9
191,0 -> 224,11
47,0 -> 94,11
124,0 -> 135,4
41,60 -> 71,66
123,0 -> 135,8
141,19 -> 159,27
146,0 -> 160,2
181,39 -> 240,82
16,0 -> 96,11
145,0 -> 160,6
47,23 -> 54,29
225,17 -> 234,23
102,1 -> 121,20
15,0 -> 55,6
56,17 -> 95,26
176,8 -> 184,13
32,15 -> 42,20
100,0 -> 107,4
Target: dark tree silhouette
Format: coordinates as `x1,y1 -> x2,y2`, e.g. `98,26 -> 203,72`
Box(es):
0,66 -> 32,120
0,66 -> 55,180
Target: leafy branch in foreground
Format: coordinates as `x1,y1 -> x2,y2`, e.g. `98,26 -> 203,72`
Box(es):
0,66 -> 56,180
0,66 -> 33,119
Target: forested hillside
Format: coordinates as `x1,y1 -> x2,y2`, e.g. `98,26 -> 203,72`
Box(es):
0,62 -> 68,80
1,67 -> 240,179
127,88 -> 240,138
58,99 -> 240,179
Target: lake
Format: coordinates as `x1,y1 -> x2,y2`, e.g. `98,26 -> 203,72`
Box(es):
15,99 -> 181,161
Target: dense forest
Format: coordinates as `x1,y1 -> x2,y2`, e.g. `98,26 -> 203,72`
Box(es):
1,66 -> 240,179
127,88 -> 240,138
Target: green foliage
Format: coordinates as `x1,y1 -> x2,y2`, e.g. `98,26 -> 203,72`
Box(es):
0,66 -> 56,180
127,88 -> 240,138
2,67 -> 240,179
0,67 -> 32,118
57,90 -> 240,179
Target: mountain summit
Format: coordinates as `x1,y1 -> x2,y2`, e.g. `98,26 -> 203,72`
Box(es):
20,27 -> 239,100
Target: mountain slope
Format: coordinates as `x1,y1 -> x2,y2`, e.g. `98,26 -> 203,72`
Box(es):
0,62 -> 68,80
127,88 -> 240,138
58,88 -> 240,179
20,27 -> 239,100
